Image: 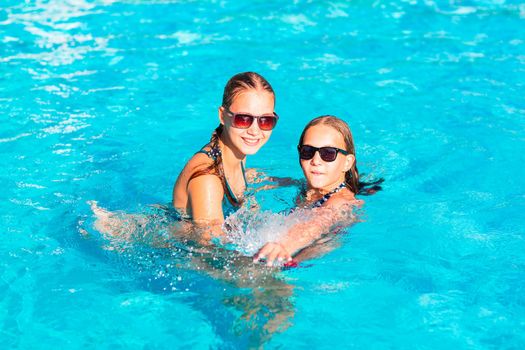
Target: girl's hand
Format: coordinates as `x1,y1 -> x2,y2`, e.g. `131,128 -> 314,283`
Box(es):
253,242 -> 292,267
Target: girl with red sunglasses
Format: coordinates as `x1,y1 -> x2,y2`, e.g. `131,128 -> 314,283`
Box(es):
172,72 -> 278,239
90,72 -> 278,243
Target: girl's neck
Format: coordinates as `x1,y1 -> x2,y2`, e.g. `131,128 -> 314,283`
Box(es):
307,181 -> 344,198
306,182 -> 348,208
311,176 -> 346,196
218,137 -> 245,170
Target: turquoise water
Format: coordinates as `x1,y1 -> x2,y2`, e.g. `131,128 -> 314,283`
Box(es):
2,0 -> 525,348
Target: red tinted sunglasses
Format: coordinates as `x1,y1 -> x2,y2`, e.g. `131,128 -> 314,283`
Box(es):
223,108 -> 279,131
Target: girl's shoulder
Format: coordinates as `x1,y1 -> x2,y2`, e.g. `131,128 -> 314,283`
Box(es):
182,149 -> 216,174
189,151 -> 215,167
326,189 -> 363,208
177,150 -> 220,190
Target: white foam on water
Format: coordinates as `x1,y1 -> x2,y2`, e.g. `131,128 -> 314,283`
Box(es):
280,14 -> 316,32
16,182 -> 46,189
0,133 -> 32,143
157,31 -> 201,44
223,204 -> 359,256
223,206 -> 317,256
327,5 -> 349,19
376,79 -> 419,91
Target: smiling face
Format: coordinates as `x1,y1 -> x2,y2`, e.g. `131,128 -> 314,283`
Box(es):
219,89 -> 275,157
300,124 -> 355,192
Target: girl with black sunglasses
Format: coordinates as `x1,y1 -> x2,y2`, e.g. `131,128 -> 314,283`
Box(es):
253,115 -> 380,266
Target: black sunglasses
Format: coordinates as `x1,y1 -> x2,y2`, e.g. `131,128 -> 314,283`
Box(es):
298,145 -> 349,162
223,108 -> 279,131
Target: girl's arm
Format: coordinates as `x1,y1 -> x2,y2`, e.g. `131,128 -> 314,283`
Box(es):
186,174 -> 225,241
253,207 -> 340,266
245,168 -> 302,189
253,198 -> 359,266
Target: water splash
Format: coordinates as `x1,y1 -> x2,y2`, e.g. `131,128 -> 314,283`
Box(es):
223,207 -> 308,256
224,203 -> 359,257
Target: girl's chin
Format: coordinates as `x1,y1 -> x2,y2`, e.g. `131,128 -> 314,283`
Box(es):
306,179 -> 327,190
237,141 -> 265,155
239,146 -> 262,155
307,179 -> 343,192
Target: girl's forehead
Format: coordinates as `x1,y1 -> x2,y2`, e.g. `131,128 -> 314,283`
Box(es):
230,90 -> 274,111
303,124 -> 345,146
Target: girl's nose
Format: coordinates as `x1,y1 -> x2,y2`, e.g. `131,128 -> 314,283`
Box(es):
310,150 -> 323,165
246,118 -> 261,135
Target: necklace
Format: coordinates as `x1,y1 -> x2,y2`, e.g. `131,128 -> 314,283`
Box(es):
310,182 -> 347,208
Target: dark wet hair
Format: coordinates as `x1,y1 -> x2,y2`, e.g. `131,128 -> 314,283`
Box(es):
298,115 -> 383,196
190,72 -> 275,206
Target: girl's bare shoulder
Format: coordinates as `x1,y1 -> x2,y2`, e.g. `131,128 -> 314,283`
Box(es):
327,190 -> 363,208
181,152 -> 215,175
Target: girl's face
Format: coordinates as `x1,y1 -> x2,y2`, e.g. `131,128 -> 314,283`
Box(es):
219,89 -> 275,157
300,124 -> 354,192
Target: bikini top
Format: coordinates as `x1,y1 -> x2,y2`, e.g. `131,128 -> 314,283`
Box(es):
309,182 -> 347,208
195,144 -> 247,216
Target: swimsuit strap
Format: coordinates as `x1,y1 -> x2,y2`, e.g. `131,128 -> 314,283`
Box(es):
195,143 -> 247,205
311,182 -> 346,208
241,161 -> 247,185
224,161 -> 247,204
195,143 -> 222,161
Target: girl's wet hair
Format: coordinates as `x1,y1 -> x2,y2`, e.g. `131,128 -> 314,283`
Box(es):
298,115 -> 383,196
221,72 -> 275,109
190,72 -> 275,206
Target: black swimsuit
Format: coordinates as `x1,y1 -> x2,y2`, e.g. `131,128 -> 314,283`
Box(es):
195,144 -> 247,215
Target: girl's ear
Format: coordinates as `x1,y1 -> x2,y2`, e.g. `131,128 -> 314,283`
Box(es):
344,154 -> 355,172
218,106 -> 225,125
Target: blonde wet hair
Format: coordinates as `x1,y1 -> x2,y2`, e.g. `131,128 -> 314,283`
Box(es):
190,72 -> 275,206
298,115 -> 360,194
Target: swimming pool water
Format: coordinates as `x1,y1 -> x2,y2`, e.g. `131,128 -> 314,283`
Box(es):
1,0 -> 525,348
